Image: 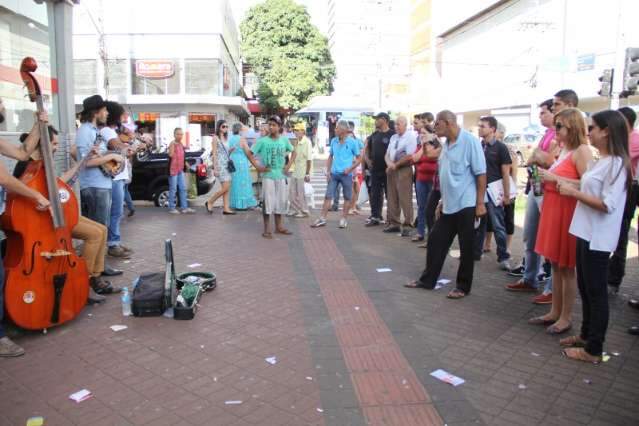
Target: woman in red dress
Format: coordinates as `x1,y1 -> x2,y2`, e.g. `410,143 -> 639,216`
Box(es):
529,108 -> 592,334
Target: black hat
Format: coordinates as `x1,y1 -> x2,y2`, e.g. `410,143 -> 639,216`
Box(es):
267,115 -> 282,126
373,112 -> 390,121
81,95 -> 106,114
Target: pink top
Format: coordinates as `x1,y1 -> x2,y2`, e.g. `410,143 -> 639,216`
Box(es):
538,128 -> 556,152
629,129 -> 639,178
169,141 -> 185,176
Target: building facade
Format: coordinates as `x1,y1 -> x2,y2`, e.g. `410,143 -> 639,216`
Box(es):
1,0 -> 76,170
73,0 -> 248,151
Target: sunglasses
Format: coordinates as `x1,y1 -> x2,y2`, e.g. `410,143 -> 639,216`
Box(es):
221,125 -> 228,129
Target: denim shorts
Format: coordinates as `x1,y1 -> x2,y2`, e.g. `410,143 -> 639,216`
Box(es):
325,173 -> 353,201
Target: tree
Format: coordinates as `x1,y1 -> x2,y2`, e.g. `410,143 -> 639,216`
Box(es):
240,0 -> 335,112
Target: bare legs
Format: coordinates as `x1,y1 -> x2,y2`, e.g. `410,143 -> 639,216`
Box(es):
542,263 -> 576,329
206,181 -> 232,212
319,197 -> 350,220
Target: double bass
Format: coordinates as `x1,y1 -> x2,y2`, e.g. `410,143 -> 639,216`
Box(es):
1,57 -> 88,330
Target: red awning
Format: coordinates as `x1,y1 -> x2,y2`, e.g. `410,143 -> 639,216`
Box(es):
247,102 -> 261,114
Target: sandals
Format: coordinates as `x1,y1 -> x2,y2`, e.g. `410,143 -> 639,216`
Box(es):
404,280 -> 427,289
546,322 -> 572,335
561,347 -> 602,364
446,289 -> 466,299
261,232 -> 273,239
528,316 -> 557,326
559,335 -> 586,347
275,228 -> 292,235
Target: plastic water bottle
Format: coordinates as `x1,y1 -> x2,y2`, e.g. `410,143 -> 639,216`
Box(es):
121,287 -> 132,316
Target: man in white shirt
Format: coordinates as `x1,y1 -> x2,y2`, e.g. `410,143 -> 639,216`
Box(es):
384,116 -> 417,236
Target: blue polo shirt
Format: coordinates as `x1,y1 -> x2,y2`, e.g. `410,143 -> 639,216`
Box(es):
329,136 -> 360,174
76,122 -> 112,190
439,129 -> 486,214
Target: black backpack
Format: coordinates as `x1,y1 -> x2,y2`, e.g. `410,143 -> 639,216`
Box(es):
131,240 -> 176,317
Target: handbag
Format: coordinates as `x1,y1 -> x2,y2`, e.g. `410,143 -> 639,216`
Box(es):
218,139 -> 236,173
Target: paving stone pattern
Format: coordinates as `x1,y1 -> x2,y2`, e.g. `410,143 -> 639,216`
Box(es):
0,199 -> 637,425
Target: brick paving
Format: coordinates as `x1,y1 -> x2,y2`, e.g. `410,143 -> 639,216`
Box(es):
0,191 -> 637,425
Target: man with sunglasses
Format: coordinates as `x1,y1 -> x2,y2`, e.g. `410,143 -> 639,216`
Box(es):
405,110 -> 486,299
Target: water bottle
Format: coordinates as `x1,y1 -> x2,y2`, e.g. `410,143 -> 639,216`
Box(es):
121,287 -> 132,316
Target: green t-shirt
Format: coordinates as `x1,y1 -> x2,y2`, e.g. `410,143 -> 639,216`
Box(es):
251,136 -> 294,180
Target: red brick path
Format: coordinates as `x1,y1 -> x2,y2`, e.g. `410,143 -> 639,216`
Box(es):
300,226 -> 443,426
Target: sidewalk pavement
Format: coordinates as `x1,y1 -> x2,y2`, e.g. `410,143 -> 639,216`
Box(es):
0,204 -> 638,425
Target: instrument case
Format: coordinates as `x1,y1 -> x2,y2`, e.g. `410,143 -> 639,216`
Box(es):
131,240 -> 175,317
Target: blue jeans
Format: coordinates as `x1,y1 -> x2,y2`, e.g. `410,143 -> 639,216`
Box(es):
108,180 -> 125,247
80,187 -> 112,227
124,183 -> 134,211
169,172 -> 187,209
326,173 -> 353,201
331,180 -> 342,208
476,194 -> 510,262
415,181 -> 432,237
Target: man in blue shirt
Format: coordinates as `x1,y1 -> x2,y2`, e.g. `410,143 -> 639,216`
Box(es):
311,120 -> 360,229
76,95 -> 125,289
406,110 -> 487,299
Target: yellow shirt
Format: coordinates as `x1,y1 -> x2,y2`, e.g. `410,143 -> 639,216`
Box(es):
291,136 -> 313,179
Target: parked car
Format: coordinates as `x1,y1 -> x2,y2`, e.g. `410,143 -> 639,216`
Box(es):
128,150 -> 214,207
502,133 -> 542,166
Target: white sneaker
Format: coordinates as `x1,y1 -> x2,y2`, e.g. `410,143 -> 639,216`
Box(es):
499,259 -> 512,271
168,209 -> 180,215
339,218 -> 347,229
286,211 -> 297,217
181,208 -> 196,214
0,336 -> 25,357
294,212 -> 306,218
311,218 -> 327,228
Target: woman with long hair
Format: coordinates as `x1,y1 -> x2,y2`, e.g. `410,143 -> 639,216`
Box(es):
205,119 -> 235,214
228,123 -> 257,210
557,110 -> 630,362
529,108 -> 592,334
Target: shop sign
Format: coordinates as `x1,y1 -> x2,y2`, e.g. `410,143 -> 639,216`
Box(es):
135,60 -> 174,78
189,113 -> 215,123
137,112 -> 160,121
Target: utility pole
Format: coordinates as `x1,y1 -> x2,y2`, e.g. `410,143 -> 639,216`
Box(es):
610,0 -> 627,109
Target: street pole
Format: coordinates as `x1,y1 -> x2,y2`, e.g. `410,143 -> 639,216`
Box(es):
610,0 -> 627,109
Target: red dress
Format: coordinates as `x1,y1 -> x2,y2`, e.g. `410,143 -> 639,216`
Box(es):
535,153 -> 580,268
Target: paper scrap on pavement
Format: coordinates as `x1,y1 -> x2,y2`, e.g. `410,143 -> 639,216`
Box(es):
171,233 -> 177,236
109,325 -> 127,332
69,389 -> 92,403
305,376 -> 313,381
602,354 -> 610,362
376,268 -> 392,272
518,384 -> 527,390
531,352 -> 540,357
449,249 -> 460,258
26,417 -> 44,426
435,279 -> 451,290
265,356 -> 277,365
583,379 -> 592,384
188,263 -> 202,268
430,369 -> 465,387
225,400 -> 243,405
316,408 -> 324,413
354,306 -> 360,311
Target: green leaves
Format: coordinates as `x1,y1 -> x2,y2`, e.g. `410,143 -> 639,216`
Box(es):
240,0 -> 335,111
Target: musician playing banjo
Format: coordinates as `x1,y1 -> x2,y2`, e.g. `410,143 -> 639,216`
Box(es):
75,95 -> 124,295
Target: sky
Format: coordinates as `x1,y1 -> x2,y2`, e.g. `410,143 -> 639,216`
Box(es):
230,0 -> 328,35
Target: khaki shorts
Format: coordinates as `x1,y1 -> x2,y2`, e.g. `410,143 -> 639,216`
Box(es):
262,178 -> 288,215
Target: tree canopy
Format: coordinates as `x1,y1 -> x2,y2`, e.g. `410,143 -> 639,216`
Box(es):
240,0 -> 335,113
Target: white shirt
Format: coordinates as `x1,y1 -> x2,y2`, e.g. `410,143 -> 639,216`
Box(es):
387,130 -> 417,163
100,127 -> 129,181
569,156 -> 627,252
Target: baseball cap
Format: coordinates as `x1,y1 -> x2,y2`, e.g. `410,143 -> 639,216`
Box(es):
293,122 -> 306,131
373,112 -> 390,121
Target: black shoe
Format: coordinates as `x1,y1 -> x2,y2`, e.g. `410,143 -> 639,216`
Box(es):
330,205 -> 339,212
102,266 -> 123,277
383,226 -> 401,233
538,272 -> 551,283
508,265 -> 525,277
400,229 -> 411,237
127,209 -> 135,217
629,299 -> 639,310
365,218 -> 380,227
629,325 -> 639,336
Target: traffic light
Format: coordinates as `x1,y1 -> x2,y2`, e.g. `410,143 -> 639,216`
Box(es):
621,47 -> 639,98
598,69 -> 614,97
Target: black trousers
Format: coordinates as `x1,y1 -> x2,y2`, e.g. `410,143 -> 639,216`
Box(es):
607,182 -> 639,288
425,189 -> 441,232
418,206 -> 476,293
576,238 -> 610,356
370,172 -> 387,220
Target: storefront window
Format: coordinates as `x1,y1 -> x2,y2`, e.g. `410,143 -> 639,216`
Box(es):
0,2 -> 54,132
106,58 -> 128,97
185,59 -> 220,95
131,59 -> 180,95
74,59 -> 97,97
